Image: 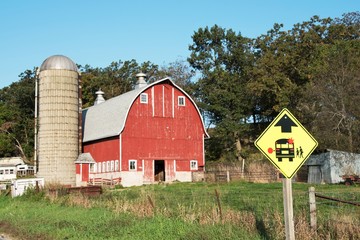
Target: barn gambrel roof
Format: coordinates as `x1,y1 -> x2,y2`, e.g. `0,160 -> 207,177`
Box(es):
82,78 -> 209,143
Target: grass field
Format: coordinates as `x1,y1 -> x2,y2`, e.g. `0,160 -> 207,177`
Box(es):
0,181 -> 359,239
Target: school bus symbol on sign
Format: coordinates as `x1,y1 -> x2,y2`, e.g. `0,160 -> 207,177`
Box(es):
255,108 -> 318,178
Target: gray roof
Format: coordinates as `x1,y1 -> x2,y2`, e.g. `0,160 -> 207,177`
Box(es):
40,55 -> 78,72
82,78 -> 209,143
75,153 -> 95,163
0,157 -> 25,166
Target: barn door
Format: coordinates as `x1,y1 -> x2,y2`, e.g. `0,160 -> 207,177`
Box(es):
308,165 -> 322,184
154,160 -> 165,182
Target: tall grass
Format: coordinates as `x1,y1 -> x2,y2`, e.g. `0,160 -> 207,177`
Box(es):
0,181 -> 359,239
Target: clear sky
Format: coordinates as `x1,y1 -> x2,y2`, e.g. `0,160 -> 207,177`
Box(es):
0,0 -> 358,88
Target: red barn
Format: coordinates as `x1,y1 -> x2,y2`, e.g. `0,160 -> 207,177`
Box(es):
77,76 -> 209,187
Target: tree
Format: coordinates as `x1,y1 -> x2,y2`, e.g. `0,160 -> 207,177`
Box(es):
188,25 -> 254,161
155,59 -> 195,90
0,69 -> 36,161
301,40 -> 360,152
80,60 -> 163,107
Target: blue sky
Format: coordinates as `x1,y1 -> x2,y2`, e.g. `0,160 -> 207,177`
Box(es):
0,0 -> 358,88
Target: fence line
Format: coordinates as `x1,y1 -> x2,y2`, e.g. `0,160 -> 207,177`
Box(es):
205,170 -> 279,183
309,186 -> 360,232
315,193 -> 360,206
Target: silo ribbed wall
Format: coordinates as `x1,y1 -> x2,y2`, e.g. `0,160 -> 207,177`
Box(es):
37,69 -> 78,186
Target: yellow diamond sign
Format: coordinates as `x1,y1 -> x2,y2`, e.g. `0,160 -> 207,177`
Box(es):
255,108 -> 318,178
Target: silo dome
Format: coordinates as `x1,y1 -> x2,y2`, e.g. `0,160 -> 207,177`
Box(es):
40,55 -> 78,72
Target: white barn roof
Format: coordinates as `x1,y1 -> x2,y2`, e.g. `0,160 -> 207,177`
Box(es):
82,78 -> 209,143
0,157 -> 25,166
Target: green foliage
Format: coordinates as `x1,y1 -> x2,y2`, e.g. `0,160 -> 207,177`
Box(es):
189,25 -> 255,161
0,69 -> 36,160
188,12 -> 360,160
301,40 -> 360,152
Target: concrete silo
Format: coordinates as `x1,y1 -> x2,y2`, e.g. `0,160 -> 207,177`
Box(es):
36,55 -> 80,186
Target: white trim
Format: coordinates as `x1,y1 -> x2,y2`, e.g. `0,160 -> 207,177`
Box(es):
152,87 -> 155,117
202,134 -> 205,170
119,134 -> 122,172
172,87 -> 174,118
162,85 -> 165,117
152,160 -> 154,178
174,160 -> 176,173
142,159 -> 144,176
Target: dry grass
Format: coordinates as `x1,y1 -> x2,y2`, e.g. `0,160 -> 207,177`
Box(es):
42,184 -> 360,239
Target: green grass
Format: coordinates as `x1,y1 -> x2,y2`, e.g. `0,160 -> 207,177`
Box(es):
0,181 -> 359,239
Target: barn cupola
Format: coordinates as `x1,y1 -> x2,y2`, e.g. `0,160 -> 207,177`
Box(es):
94,89 -> 105,105
135,72 -> 147,89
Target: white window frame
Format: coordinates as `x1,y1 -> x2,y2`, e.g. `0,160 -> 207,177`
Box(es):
190,160 -> 198,170
92,163 -> 97,173
102,162 -> 106,173
107,161 -> 110,172
98,162 -> 102,173
129,160 -> 137,171
111,160 -> 114,171
178,96 -> 185,106
115,160 -> 119,171
140,93 -> 148,104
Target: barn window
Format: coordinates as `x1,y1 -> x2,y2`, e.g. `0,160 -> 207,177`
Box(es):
107,161 -> 110,172
0,170 -> 3,175
92,163 -> 97,173
111,160 -> 114,171
129,160 -> 137,171
102,162 -> 106,173
140,93 -> 148,104
115,160 -> 119,171
98,162 -> 102,173
178,96 -> 185,106
10,169 -> 14,174
190,160 -> 198,170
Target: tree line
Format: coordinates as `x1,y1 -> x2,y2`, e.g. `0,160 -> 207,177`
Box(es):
0,12 -> 359,163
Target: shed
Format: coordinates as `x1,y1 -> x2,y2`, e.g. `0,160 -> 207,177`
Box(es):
305,149 -> 360,184
79,77 -> 209,187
